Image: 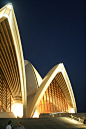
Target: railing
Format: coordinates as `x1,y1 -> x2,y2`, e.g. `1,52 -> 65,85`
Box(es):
69,114 -> 85,124
40,112 -> 86,125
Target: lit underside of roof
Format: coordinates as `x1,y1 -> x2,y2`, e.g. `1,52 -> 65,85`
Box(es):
0,4 -> 77,118
26,63 -> 77,118
0,3 -> 27,117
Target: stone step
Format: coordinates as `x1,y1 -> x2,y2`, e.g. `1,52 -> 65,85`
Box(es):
0,117 -> 86,129
0,112 -> 15,118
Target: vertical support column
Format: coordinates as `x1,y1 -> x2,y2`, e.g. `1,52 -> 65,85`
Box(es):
42,98 -> 43,113
48,86 -> 51,113
40,100 -> 41,114
50,84 -> 52,113
55,81 -> 58,112
46,90 -> 49,113
10,95 -> 11,112
43,95 -> 45,113
44,91 -> 46,113
52,81 -> 54,112
1,76 -> 3,111
59,88 -> 60,111
66,102 -> 67,112
67,103 -> 68,112
62,94 -> 64,112
38,101 -> 40,114
41,99 -> 42,113
53,80 -> 56,112
64,98 -> 66,112
58,86 -> 59,112
61,92 -> 62,111
6,85 -> 7,110
54,81 -> 56,112
44,92 -> 46,113
51,83 -> 54,112
55,81 -> 57,112
47,89 -> 49,113
39,100 -> 41,113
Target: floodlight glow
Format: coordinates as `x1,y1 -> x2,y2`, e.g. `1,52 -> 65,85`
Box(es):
12,103 -> 23,118
33,110 -> 39,118
70,108 -> 75,113
7,3 -> 12,9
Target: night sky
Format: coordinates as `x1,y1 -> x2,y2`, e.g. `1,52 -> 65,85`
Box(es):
1,0 -> 86,113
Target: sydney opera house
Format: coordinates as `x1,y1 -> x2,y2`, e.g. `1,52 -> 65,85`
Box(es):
0,4 -> 77,118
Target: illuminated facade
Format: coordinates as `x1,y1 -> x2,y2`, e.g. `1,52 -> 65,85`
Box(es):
25,62 -> 77,118
0,4 -> 77,118
0,3 -> 27,117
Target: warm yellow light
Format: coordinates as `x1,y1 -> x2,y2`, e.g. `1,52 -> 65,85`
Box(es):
12,103 -> 23,118
7,4 -> 12,9
70,108 -> 75,113
33,110 -> 39,118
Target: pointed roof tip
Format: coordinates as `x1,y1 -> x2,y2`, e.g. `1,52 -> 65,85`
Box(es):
5,3 -> 12,6
0,3 -> 13,17
0,3 -> 13,11
59,63 -> 64,65
7,3 -> 12,9
56,63 -> 64,67
8,3 -> 12,5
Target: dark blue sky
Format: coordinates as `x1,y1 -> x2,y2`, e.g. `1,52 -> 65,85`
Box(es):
1,0 -> 86,113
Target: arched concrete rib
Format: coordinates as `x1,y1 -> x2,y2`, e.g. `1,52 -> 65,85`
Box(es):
0,4 -> 27,117
24,60 -> 42,102
27,63 -> 77,117
24,60 -> 43,117
25,60 -> 42,89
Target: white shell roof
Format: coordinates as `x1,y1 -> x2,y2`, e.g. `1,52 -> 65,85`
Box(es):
26,63 -> 77,117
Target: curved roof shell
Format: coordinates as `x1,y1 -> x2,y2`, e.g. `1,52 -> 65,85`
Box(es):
27,63 -> 77,117
0,4 -> 27,117
0,4 -> 77,118
24,60 -> 42,97
24,60 -> 42,114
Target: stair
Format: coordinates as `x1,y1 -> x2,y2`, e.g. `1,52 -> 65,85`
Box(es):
0,112 -> 15,118
0,117 -> 86,129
